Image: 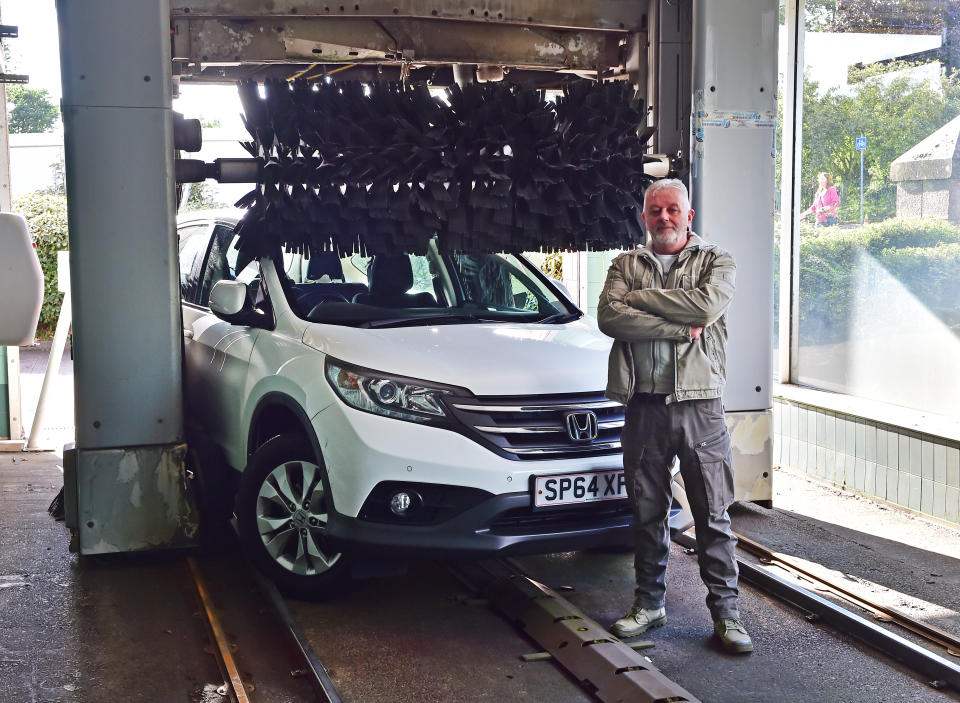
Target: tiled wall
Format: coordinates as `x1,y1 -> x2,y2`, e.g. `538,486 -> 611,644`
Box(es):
773,398 -> 960,526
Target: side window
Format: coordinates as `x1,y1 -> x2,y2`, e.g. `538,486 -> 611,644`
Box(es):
223,227 -> 261,285
409,255 -> 436,299
178,224 -> 211,304
457,255 -> 547,311
199,225 -> 260,307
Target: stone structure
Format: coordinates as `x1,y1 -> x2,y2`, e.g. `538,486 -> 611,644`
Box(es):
889,114 -> 960,222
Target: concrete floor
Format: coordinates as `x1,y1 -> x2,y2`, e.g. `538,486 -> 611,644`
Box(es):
4,345 -> 960,701
0,451 -> 223,702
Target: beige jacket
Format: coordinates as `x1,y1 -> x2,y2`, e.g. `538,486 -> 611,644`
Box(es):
597,232 -> 736,404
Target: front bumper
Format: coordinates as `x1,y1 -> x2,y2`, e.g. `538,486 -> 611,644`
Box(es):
325,491 -> 634,558
311,401 -> 625,518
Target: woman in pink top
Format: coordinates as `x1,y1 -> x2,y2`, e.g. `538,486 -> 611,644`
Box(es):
800,172 -> 839,226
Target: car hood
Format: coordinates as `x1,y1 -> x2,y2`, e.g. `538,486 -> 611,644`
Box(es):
302,317 -> 613,396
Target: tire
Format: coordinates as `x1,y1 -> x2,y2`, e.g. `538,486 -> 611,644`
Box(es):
236,433 -> 350,598
186,431 -> 235,526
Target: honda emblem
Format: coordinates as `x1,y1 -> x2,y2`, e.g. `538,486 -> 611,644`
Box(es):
565,411 -> 599,442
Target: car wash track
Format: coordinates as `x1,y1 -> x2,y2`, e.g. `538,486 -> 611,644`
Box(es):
4,453 -> 960,703
183,500 -> 960,703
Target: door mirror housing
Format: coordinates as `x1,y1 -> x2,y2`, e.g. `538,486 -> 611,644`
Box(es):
209,280 -> 254,324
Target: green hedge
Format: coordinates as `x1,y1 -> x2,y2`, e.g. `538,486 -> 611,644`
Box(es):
13,192 -> 69,339
798,218 -> 960,345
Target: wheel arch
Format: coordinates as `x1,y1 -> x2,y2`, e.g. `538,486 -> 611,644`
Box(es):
247,392 -> 323,463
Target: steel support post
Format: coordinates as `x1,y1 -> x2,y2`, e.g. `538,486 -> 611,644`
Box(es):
647,0 -> 692,159
690,0 -> 778,504
0,10 -> 23,449
56,0 -> 197,553
779,0 -> 805,384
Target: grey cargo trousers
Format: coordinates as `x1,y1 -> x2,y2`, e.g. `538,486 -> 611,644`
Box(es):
622,394 -> 740,620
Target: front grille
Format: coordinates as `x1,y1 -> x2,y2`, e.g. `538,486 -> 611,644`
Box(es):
489,500 -> 632,535
446,391 -> 625,460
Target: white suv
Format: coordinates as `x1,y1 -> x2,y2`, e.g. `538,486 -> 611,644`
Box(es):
178,211 -> 655,596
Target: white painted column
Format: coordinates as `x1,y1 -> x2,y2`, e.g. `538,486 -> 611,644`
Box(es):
690,0 -> 778,504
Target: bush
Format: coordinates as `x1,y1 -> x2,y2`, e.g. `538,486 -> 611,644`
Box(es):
13,192 -> 69,339
798,218 -> 960,345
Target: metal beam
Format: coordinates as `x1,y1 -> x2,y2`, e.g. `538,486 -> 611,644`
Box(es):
170,0 -> 646,32
172,16 -> 622,70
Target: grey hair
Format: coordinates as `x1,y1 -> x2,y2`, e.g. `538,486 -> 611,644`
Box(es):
643,178 -> 690,209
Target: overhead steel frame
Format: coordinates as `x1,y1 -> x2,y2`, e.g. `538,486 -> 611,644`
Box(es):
56,0 -> 776,552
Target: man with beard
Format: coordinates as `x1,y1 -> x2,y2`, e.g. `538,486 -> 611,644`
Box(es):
597,178 -> 751,654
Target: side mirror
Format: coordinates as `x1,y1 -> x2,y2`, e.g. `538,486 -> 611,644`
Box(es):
209,280 -> 253,324
0,213 -> 44,345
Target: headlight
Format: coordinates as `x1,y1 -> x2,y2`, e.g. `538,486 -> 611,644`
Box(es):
325,361 -> 449,423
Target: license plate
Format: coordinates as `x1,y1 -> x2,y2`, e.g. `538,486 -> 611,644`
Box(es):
534,470 -> 627,508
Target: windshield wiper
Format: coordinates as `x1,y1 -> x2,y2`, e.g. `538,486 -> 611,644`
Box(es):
537,312 -> 581,324
360,314 -> 494,329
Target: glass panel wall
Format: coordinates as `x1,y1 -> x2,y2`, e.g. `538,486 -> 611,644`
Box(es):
796,0 -> 960,418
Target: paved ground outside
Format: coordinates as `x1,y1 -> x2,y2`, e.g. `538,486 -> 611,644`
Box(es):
18,341 -> 74,455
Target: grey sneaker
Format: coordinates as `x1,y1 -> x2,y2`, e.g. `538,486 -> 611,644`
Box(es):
714,618 -> 753,653
611,605 -> 667,638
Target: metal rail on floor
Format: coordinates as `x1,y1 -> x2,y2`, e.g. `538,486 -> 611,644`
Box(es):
734,531 -> 960,658
250,569 -> 344,703
673,531 -> 960,693
188,552 -> 342,703
187,555 -> 252,703
452,559 -> 701,703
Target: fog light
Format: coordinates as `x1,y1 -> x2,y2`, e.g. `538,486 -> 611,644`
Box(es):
390,491 -> 412,516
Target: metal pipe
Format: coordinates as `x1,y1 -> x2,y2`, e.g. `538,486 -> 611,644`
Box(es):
734,531 -> 960,656
27,291 -> 71,450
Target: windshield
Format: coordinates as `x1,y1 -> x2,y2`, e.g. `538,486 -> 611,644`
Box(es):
279,240 -> 580,328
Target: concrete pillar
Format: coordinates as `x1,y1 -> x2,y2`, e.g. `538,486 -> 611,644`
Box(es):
56,0 -> 196,552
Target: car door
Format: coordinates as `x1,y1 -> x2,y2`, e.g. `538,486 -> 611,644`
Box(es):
180,222 -> 264,465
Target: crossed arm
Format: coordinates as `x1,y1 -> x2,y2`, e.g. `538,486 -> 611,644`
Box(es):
596,251 -> 736,342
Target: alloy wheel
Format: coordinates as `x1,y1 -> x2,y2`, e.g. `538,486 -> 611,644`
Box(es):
255,459 -> 341,576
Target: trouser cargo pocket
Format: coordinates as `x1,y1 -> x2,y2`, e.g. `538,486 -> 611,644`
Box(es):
695,431 -> 734,520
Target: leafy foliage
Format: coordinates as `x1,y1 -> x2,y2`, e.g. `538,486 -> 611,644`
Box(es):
180,182 -> 226,212
13,192 -> 69,338
540,251 -> 563,280
43,156 -> 67,196
800,68 -> 960,222
827,0 -> 947,34
7,86 -> 59,133
797,218 -> 960,344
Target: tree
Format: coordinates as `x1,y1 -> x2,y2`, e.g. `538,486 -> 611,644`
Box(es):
43,156 -> 66,196
800,67 -> 960,221
180,182 -> 226,212
14,191 -> 69,338
7,86 -> 59,133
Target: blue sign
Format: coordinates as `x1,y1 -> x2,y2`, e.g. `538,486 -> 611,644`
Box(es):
855,136 -> 867,150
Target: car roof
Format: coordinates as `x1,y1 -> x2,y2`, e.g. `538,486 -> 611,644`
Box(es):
176,207 -> 242,228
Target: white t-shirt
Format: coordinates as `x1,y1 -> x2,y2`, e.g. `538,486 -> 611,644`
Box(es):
655,253 -> 679,275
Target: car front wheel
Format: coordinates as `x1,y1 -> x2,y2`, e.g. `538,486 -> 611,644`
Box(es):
236,433 -> 349,598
